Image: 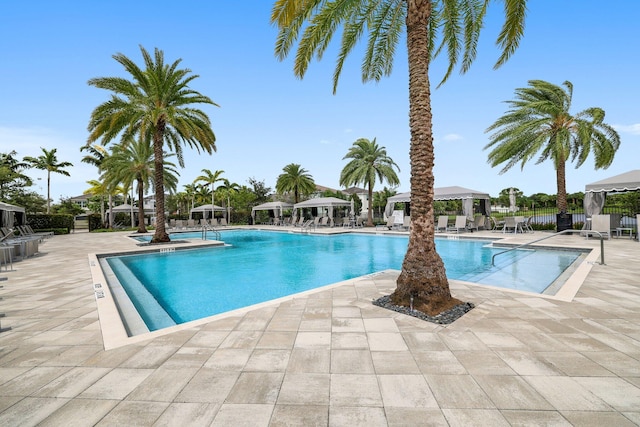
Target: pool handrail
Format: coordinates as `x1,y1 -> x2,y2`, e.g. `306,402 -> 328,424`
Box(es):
491,229 -> 605,267
201,225 -> 221,241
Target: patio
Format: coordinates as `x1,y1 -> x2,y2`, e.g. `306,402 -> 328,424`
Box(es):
0,228 -> 639,426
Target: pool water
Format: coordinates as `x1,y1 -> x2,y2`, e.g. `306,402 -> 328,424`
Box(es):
107,230 -> 582,331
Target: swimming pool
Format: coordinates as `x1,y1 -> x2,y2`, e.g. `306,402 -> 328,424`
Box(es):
102,230 -> 585,333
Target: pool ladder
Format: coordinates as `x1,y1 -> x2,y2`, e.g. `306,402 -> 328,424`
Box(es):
491,229 -> 606,266
201,225 -> 221,241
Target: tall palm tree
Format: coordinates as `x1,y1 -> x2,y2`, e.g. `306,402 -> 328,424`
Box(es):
84,179 -> 108,226
101,138 -> 180,233
485,79 -> 621,213
81,144 -> 112,226
183,183 -> 198,212
24,147 -> 73,214
340,138 -> 400,226
87,46 -> 218,243
217,178 -> 240,223
195,169 -> 225,210
271,0 -> 527,315
275,163 -> 315,204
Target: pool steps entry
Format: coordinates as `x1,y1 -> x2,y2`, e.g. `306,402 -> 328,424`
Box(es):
492,229 -> 605,266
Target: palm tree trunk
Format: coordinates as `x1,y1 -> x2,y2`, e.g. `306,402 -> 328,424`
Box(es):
556,158 -> 568,212
137,178 -> 147,234
151,125 -> 170,243
391,0 -> 458,315
108,193 -> 113,228
47,171 -> 51,214
367,184 -> 374,227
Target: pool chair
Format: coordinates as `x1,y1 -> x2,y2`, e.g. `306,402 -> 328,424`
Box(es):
501,216 -> 519,234
377,216 -> 396,230
219,218 -> 228,226
402,216 -> 411,231
586,214 -> 610,240
318,216 -> 330,227
436,215 -> 449,232
448,216 -> 467,233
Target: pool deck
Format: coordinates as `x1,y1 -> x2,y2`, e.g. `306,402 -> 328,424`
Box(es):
1,227 -> 639,426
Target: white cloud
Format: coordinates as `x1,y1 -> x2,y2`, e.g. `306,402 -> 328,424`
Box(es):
614,123 -> 640,135
319,139 -> 331,145
344,128 -> 353,133
442,133 -> 463,141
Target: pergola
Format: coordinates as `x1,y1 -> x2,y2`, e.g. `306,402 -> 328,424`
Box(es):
584,169 -> 640,224
189,204 -> 226,220
293,197 -> 351,223
0,201 -> 25,228
384,186 -> 492,220
251,201 -> 294,222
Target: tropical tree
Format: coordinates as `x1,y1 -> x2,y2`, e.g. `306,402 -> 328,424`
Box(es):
87,46 -> 218,243
485,80 -> 621,213
217,178 -> 241,222
24,147 -> 73,214
373,187 -> 398,218
275,163 -> 316,204
271,0 -> 527,315
0,151 -> 33,200
101,138 -> 180,233
339,138 -> 400,226
84,179 -> 109,226
81,144 -> 114,227
195,169 -> 225,209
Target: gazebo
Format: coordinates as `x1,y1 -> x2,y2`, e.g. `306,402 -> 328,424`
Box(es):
584,170 -> 640,229
0,201 -> 26,228
251,201 -> 294,223
384,186 -> 492,220
189,204 -> 225,220
293,197 -> 352,225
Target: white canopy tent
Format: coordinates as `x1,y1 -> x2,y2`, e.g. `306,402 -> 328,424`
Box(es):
111,203 -> 155,214
293,197 -> 351,224
583,170 -> 640,223
384,186 -> 492,220
189,204 -> 225,219
251,201 -> 294,222
0,201 -> 26,228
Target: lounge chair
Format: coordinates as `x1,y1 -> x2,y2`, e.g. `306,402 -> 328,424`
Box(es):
293,217 -> 305,227
402,216 -> 411,231
448,216 -> 467,233
219,217 -> 228,226
501,216 -> 518,234
377,216 -> 396,230
523,216 -> 534,233
23,225 -> 53,239
587,214 -> 610,240
436,215 -> 448,233
318,216 -> 329,227
468,215 -> 486,232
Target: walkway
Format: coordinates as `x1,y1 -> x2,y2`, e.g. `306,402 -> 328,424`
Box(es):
0,229 -> 639,426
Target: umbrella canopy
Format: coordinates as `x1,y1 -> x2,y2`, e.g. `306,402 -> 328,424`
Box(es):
509,188 -> 516,213
583,170 -> 640,219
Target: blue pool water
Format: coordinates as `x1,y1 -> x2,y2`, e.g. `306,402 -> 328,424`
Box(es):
106,230 -> 582,331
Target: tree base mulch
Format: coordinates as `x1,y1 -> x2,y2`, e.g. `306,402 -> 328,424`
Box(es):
373,295 -> 474,325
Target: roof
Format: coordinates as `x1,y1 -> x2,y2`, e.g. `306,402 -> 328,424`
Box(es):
251,201 -> 294,213
190,204 -> 226,212
585,170 -> 640,193
386,186 -> 491,203
294,197 -> 351,208
0,201 -> 25,213
342,186 -> 367,195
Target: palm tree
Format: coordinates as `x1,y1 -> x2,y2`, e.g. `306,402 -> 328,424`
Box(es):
275,163 -> 315,204
87,46 -> 218,243
101,138 -> 180,233
81,144 -> 111,226
217,178 -> 240,223
340,138 -> 400,226
485,80 -> 621,213
84,179 -> 108,226
0,150 -> 33,200
271,0 -> 527,315
195,169 -> 225,210
24,147 -> 73,214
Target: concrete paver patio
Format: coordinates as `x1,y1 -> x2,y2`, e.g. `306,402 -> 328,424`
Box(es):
0,228 -> 639,426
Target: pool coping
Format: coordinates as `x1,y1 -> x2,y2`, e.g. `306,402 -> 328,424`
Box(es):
89,230 -> 600,350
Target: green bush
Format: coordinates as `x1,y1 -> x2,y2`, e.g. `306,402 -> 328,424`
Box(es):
27,214 -> 74,233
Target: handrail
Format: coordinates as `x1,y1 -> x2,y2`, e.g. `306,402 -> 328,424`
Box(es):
201,225 -> 221,241
491,229 -> 605,266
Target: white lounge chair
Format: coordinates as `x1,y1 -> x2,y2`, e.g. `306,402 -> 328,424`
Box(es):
436,215 -> 448,232
587,214 -> 610,240
448,216 -> 467,233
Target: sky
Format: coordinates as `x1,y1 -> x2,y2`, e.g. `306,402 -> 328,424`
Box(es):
1,1 -> 638,204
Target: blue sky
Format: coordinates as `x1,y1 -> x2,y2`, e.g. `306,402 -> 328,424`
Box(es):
1,1 -> 638,203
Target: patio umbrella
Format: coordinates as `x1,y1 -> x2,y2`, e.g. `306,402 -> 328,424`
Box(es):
509,188 -> 516,213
